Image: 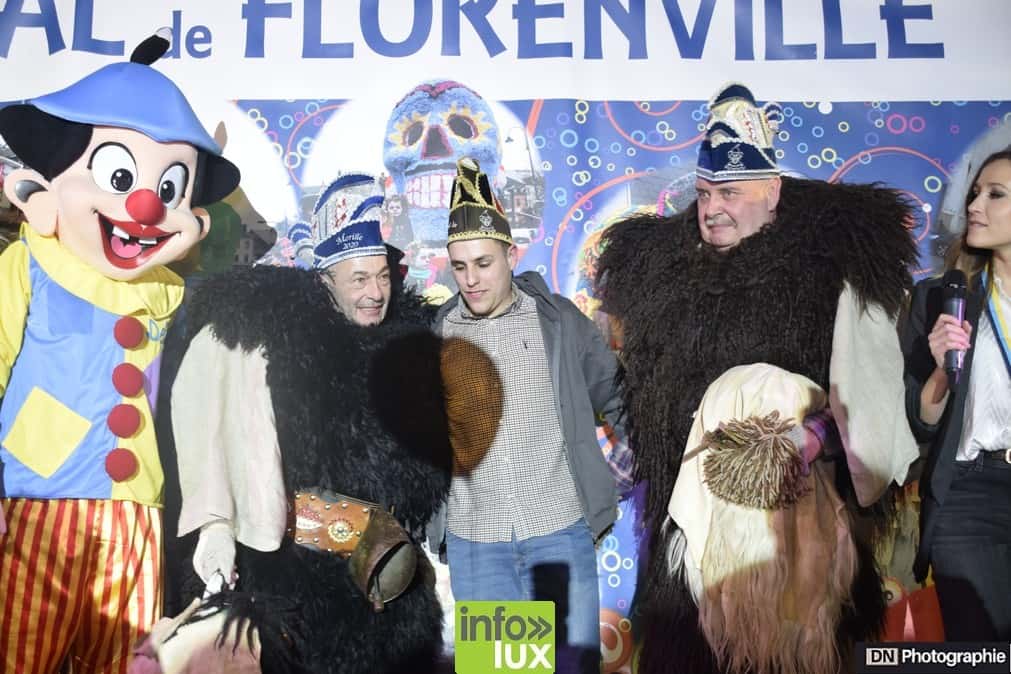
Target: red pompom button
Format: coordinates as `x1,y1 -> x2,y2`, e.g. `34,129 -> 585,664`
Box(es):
105,448 -> 139,482
107,404 -> 141,438
114,316 -> 145,349
112,363 -> 145,397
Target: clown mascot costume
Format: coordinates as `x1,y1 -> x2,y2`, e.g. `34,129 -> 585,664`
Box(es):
0,33 -> 239,673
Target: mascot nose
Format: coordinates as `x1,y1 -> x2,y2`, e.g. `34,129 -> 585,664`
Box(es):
125,189 -> 166,226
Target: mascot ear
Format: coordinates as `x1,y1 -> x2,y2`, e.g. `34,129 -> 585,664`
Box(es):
4,167 -> 57,236
213,121 -> 228,150
192,206 -> 211,242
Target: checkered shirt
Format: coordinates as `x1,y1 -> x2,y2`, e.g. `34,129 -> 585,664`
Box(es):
440,286 -> 583,542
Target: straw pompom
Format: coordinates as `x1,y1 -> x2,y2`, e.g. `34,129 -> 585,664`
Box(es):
701,411 -> 808,509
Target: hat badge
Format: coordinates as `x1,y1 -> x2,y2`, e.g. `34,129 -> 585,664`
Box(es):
725,144 -> 746,171
478,210 -> 495,232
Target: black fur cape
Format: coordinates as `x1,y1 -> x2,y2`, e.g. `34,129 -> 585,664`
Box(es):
596,176 -> 915,534
595,177 -> 916,673
158,263 -> 451,674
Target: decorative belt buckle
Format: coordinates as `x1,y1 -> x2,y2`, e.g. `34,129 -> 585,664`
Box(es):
288,487 -> 378,557
1004,448 -> 1011,465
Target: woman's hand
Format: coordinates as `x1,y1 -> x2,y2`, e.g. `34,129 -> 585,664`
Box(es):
927,314 -> 972,371
919,314 -> 972,425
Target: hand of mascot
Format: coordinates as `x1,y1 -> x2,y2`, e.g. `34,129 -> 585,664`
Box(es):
193,520 -> 237,592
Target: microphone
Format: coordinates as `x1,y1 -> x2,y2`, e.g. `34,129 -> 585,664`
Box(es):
941,269 -> 968,391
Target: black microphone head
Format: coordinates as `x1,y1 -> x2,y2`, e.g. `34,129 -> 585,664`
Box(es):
942,269 -> 967,299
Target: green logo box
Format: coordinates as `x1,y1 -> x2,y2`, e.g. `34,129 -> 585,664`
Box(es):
455,600 -> 556,673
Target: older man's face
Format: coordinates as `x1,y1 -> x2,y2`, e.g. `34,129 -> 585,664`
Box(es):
322,254 -> 392,326
695,177 -> 781,251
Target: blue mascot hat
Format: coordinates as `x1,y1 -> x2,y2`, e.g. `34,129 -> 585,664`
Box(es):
696,82 -> 784,182
0,32 -> 239,206
31,62 -> 220,155
311,172 -> 387,269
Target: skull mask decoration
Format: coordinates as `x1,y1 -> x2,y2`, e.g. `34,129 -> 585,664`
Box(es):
383,80 -> 501,245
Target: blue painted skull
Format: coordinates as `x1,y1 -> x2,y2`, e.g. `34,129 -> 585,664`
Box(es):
383,79 -> 501,244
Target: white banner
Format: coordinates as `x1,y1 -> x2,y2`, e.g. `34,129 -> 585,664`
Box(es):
0,0 -> 1009,103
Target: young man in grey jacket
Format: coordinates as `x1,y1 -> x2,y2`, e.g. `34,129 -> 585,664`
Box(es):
431,157 -> 624,674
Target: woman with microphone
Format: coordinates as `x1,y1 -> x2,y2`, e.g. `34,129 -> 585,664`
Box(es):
903,147 -> 1011,640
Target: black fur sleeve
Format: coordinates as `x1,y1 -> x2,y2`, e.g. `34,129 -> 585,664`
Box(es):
781,178 -> 917,317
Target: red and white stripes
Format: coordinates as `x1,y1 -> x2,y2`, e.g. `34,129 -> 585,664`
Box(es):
0,498 -> 161,673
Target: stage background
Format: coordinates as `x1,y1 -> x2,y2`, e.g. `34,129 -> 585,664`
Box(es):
4,2 -> 1011,670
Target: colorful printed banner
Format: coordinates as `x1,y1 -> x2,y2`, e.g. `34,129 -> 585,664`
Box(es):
4,3 -> 1008,670
1,1 -> 1011,101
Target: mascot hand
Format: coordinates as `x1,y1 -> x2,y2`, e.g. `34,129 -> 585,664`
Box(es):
193,519 -> 237,589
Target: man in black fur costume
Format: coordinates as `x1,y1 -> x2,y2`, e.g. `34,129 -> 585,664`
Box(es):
152,173 -> 454,673
595,83 -> 921,674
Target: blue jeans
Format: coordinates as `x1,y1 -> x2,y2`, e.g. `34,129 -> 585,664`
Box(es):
446,519 -> 601,674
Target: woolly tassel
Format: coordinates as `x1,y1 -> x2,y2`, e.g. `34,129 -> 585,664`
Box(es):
701,411 -> 808,509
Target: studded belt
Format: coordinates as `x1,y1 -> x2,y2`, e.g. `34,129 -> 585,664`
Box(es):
287,486 -> 417,612
288,487 -> 378,557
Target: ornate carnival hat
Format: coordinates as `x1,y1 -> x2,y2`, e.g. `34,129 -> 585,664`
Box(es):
696,82 -> 783,182
0,30 -> 238,205
310,172 -> 386,269
447,157 -> 512,245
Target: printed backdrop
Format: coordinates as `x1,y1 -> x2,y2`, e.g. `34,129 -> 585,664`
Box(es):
5,2 -> 1011,670
144,91 -> 1011,672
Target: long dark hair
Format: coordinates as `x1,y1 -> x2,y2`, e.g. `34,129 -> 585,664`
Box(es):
944,148 -> 1011,287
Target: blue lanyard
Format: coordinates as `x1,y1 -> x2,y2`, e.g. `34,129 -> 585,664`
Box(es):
981,268 -> 1011,380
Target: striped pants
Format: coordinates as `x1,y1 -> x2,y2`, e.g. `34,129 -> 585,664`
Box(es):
0,498 -> 161,674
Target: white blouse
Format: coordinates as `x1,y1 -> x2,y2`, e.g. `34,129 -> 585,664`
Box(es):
956,278 -> 1011,461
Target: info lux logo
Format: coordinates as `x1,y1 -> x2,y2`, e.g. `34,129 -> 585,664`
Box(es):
455,601 -> 555,672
